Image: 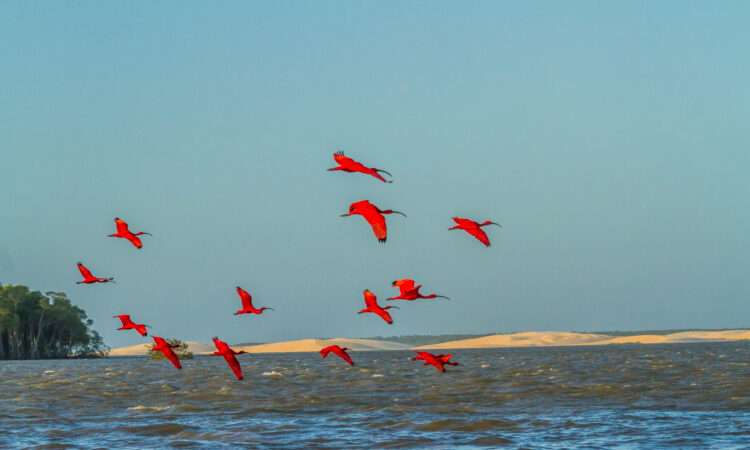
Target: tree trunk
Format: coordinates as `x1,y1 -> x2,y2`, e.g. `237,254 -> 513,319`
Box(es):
31,308 -> 45,359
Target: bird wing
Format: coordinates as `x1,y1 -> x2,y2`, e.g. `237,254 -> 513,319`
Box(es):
375,308 -> 393,324
362,210 -> 387,242
224,354 -> 243,379
452,217 -> 472,225
363,290 -> 378,309
162,348 -> 182,369
236,287 -> 254,309
115,218 -> 130,235
333,347 -> 354,365
135,324 -> 148,336
126,235 -> 143,248
427,357 -> 445,372
320,347 -> 332,358
465,227 -> 491,246
114,315 -> 132,327
333,151 -> 356,166
77,263 -> 94,279
393,279 -> 415,295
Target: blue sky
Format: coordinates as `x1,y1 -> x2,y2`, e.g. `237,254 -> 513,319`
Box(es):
1,2 -> 749,348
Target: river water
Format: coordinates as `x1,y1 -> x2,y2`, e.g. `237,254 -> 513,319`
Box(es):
2,342 -> 749,448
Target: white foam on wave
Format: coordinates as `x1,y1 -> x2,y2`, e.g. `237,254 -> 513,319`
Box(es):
127,405 -> 173,411
43,370 -> 55,374
372,374 -> 384,378
262,371 -> 284,377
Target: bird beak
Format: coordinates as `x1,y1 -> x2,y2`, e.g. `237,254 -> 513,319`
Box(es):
340,213 -> 352,217
392,211 -> 407,217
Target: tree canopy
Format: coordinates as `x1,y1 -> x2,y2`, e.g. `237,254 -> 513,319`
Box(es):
147,338 -> 193,360
0,284 -> 108,359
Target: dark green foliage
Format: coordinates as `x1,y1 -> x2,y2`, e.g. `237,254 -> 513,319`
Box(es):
147,338 -> 194,360
0,284 -> 108,359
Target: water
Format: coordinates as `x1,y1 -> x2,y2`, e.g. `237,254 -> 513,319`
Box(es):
2,342 -> 749,448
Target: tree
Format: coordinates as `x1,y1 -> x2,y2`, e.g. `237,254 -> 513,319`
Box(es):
0,284 -> 108,359
147,338 -> 194,360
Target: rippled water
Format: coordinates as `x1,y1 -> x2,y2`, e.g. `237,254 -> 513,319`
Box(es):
2,342 -> 749,448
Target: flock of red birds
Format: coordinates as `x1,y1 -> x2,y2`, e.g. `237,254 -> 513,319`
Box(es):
76,152 -> 501,378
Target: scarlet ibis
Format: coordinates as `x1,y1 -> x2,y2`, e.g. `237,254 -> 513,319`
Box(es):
412,351 -> 459,372
150,336 -> 182,369
108,217 -> 152,249
76,262 -> 115,284
212,337 -> 247,380
449,217 -> 502,247
358,289 -> 398,324
341,200 -> 406,243
327,151 -> 393,183
320,345 -> 354,365
113,314 -> 150,336
387,279 -> 450,301
234,286 -> 274,315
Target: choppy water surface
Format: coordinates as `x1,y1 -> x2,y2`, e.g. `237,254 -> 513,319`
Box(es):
2,342 -> 749,448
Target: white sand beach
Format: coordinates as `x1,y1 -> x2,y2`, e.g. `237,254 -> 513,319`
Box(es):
413,330 -> 750,350
109,330 -> 750,355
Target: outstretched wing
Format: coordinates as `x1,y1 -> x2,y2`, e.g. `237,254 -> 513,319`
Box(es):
428,357 -> 446,372
393,279 -> 415,295
77,263 -> 94,279
320,346 -> 332,358
163,348 -> 182,369
236,287 -> 254,309
126,235 -> 143,249
363,290 -> 378,309
375,308 -> 393,324
114,315 -> 132,327
334,348 -> 354,365
114,218 -> 130,235
224,354 -> 243,379
362,211 -> 387,242
465,227 -> 491,247
333,151 -> 356,166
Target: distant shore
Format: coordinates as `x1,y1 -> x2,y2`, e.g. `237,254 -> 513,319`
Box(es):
108,330 -> 750,356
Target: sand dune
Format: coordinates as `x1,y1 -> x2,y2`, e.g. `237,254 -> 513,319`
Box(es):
108,341 -> 216,356
414,330 -> 750,350
109,330 -> 750,355
234,338 -> 411,354
109,338 -> 410,356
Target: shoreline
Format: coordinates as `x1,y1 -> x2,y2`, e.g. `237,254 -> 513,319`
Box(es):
107,330 -> 750,356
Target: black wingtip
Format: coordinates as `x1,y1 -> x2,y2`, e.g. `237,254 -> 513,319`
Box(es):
378,238 -> 386,243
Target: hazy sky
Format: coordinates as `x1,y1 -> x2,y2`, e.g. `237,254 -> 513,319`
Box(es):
2,2 -> 749,348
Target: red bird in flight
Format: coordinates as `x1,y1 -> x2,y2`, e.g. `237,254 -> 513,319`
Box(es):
76,262 -> 115,284
387,279 -> 450,301
341,200 -> 406,243
358,290 -> 398,324
412,351 -> 459,372
234,287 -> 274,315
320,345 -> 354,365
212,337 -> 247,380
108,217 -> 152,249
327,151 -> 393,183
113,315 -> 150,336
150,336 -> 182,369
449,217 -> 502,247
